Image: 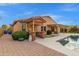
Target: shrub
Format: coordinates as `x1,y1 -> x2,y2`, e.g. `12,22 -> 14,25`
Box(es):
69,26 -> 79,33
12,31 -> 29,41
47,30 -> 52,35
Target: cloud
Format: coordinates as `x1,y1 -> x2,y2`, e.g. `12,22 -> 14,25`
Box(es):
41,13 -> 76,25
23,11 -> 33,15
41,13 -> 64,20
60,4 -> 79,11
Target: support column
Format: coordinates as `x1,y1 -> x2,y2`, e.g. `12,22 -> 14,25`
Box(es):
31,20 -> 36,41
54,26 -> 56,33
56,25 -> 60,34
26,24 -> 28,31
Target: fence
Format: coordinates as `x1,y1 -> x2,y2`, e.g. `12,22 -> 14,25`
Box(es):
0,28 -> 4,37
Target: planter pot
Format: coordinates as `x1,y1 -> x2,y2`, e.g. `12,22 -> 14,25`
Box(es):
31,32 -> 36,41
40,32 -> 46,38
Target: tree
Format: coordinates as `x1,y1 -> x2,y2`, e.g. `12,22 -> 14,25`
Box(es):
69,26 -> 79,33
2,24 -> 12,31
1,25 -> 7,30
7,26 -> 12,31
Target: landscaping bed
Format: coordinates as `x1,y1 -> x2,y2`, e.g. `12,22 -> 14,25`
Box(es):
12,31 -> 29,41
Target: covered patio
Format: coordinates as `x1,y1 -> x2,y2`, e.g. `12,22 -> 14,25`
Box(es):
24,16 -> 46,41
58,24 -> 69,33
47,24 -> 60,34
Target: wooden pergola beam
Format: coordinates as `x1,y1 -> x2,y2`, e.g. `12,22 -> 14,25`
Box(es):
32,19 -> 34,32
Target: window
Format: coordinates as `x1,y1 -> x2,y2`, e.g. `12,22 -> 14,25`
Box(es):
44,26 -> 46,31
41,26 -> 43,31
41,26 -> 46,31
22,23 -> 26,31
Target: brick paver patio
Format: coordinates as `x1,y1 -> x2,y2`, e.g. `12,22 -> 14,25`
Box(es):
0,34 -> 65,56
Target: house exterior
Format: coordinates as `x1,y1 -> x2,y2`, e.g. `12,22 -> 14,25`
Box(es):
58,24 -> 70,33
12,16 -> 69,41
12,16 -> 59,33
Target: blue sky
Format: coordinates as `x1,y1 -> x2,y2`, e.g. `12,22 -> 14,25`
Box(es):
0,3 -> 79,26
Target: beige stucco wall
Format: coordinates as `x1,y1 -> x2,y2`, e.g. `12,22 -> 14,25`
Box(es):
42,16 -> 56,25
13,22 -> 22,32
36,26 -> 41,32
57,26 -> 60,33
28,25 -> 40,33
42,16 -> 59,33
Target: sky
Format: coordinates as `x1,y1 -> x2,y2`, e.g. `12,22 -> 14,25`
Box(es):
0,3 -> 79,27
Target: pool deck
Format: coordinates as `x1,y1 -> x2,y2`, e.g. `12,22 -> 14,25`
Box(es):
35,33 -> 79,56
0,34 -> 65,56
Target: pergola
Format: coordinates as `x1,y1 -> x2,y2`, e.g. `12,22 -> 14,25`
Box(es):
24,16 -> 46,41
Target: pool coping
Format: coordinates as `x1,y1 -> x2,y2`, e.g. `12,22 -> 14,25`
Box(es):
35,33 -> 79,56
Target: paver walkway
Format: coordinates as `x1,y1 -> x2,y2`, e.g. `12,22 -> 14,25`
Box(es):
0,34 -> 65,56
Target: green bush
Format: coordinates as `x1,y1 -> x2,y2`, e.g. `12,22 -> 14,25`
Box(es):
47,30 -> 52,35
12,31 -> 29,41
69,26 -> 79,33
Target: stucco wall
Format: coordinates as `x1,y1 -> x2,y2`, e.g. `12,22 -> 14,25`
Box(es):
36,26 -> 41,32
42,16 -> 57,25
13,22 -> 22,32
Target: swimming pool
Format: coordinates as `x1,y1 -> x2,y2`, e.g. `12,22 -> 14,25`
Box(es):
57,35 -> 79,50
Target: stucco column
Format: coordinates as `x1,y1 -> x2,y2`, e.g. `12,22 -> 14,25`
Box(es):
56,25 -> 60,34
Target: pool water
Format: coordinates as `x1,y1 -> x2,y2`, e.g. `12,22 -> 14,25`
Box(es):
57,35 -> 79,50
